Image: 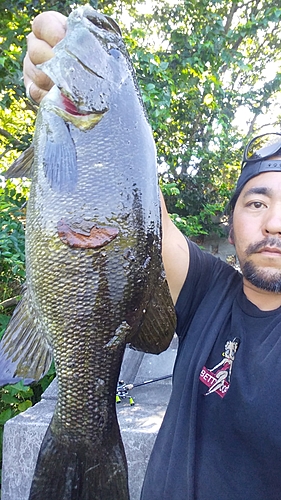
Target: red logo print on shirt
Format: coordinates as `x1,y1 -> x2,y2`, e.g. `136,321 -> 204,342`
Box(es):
199,338 -> 240,398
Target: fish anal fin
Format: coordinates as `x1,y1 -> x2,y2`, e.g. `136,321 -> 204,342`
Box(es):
0,290 -> 52,386
128,277 -> 176,354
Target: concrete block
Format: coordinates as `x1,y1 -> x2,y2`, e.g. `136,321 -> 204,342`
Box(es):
2,341 -> 177,500
2,398 -> 56,500
202,235 -> 236,263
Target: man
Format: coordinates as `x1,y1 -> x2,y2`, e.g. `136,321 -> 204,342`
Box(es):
24,12 -> 281,500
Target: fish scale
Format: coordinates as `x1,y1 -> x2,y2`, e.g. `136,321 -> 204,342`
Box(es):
0,5 -> 176,499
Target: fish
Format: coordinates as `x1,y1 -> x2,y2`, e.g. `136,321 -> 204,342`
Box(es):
0,5 -> 176,499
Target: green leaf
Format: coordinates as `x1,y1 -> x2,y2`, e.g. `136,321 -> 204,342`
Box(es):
18,400 -> 32,412
0,409 -> 12,425
1,393 -> 19,404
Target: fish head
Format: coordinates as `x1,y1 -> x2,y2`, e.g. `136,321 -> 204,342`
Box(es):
39,6 -> 135,123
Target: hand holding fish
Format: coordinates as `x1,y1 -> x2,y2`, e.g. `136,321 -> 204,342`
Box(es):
24,11 -> 67,104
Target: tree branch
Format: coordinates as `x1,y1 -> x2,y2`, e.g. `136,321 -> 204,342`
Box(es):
0,127 -> 23,148
224,2 -> 239,34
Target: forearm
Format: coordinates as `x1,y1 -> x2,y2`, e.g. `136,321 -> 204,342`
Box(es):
160,190 -> 189,304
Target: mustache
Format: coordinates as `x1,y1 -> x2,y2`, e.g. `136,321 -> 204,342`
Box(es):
246,237 -> 281,256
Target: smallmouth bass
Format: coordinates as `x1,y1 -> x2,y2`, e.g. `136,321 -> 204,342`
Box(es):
0,6 -> 175,499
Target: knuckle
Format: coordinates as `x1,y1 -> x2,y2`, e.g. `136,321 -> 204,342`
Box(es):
36,71 -> 54,91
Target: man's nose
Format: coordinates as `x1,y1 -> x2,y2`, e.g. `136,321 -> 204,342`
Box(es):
263,204 -> 281,236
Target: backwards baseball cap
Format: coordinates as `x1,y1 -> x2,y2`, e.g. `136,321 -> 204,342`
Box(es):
228,132 -> 281,211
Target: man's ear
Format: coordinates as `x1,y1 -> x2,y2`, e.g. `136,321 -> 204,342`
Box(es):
228,225 -> 234,245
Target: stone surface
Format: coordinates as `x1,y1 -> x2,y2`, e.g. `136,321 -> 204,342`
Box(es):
2,398 -> 56,500
1,339 -> 178,500
202,235 -> 236,263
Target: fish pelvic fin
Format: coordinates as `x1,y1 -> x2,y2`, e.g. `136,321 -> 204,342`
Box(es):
29,419 -> 129,500
128,274 -> 176,354
4,145 -> 34,179
0,288 -> 52,386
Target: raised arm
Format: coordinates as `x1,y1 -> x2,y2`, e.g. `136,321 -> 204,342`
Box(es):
160,192 -> 189,304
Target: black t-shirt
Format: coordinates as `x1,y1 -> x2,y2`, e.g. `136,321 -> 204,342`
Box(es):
141,240 -> 281,500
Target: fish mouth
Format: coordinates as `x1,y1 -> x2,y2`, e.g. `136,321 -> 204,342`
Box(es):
61,94 -> 86,116
54,92 -> 105,131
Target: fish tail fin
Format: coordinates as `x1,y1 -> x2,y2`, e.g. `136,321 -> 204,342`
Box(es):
29,418 -> 129,500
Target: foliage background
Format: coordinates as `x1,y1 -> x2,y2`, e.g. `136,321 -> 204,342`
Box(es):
0,0 -> 281,487
1,0 -> 281,237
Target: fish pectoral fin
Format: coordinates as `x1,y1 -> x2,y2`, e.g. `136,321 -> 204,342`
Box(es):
4,145 -> 34,179
127,276 -> 176,354
43,110 -> 77,193
0,288 -> 52,386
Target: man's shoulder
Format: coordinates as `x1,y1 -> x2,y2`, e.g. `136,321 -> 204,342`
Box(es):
175,239 -> 242,340
187,239 -> 239,281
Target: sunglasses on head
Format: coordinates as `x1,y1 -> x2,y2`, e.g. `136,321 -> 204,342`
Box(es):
242,132 -> 281,169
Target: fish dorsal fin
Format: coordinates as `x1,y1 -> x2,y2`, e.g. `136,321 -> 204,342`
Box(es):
0,288 -> 53,386
4,145 -> 34,179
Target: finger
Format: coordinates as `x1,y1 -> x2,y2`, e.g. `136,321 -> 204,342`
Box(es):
23,54 -> 54,93
25,79 -> 49,105
32,11 -> 67,47
25,77 -> 49,105
26,32 -> 55,66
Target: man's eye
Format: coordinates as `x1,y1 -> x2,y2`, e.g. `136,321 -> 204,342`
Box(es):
248,201 -> 265,209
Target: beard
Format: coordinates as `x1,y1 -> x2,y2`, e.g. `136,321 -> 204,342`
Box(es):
241,261 -> 281,293
239,237 -> 281,293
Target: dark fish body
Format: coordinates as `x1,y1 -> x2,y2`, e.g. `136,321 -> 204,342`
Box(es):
0,6 -> 175,499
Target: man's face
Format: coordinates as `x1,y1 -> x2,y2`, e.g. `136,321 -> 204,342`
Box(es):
231,171 -> 281,293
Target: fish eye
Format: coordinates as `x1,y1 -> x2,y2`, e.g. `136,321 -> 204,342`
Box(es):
108,48 -> 121,59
